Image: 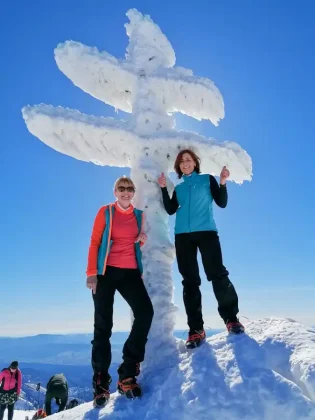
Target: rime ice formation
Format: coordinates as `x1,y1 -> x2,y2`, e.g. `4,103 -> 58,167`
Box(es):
22,9 -> 252,369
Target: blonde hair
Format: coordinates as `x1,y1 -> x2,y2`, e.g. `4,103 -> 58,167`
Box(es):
114,176 -> 136,191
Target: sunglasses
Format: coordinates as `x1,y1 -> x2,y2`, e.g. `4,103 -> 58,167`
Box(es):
117,186 -> 135,193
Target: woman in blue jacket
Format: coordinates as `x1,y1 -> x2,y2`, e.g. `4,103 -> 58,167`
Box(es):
158,149 -> 244,348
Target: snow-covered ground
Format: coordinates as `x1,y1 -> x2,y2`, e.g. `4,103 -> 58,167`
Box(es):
12,409 -> 36,420
13,317 -> 315,420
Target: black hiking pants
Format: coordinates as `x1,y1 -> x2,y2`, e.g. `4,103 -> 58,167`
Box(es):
175,231 -> 239,330
0,404 -> 14,420
92,266 -> 154,379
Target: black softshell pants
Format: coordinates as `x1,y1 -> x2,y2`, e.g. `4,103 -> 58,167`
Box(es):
175,231 -> 239,331
91,266 -> 154,379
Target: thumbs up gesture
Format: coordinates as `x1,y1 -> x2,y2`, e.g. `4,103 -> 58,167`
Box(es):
220,166 -> 230,185
158,172 -> 167,188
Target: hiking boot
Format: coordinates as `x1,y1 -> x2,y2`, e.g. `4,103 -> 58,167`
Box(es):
226,318 -> 245,335
186,329 -> 206,349
93,372 -> 112,407
117,377 -> 142,399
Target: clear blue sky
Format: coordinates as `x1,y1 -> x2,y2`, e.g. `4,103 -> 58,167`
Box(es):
1,0 -> 314,336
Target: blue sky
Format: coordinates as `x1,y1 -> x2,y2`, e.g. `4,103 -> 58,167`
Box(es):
1,0 -> 314,336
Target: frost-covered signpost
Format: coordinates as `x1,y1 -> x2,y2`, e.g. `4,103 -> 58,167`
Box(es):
22,9 -> 252,370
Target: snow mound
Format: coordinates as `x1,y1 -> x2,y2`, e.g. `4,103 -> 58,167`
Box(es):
26,318 -> 315,420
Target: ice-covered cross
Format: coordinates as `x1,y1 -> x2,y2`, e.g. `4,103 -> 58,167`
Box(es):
22,9 -> 252,370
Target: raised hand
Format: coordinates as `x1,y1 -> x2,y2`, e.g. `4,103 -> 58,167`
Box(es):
157,172 -> 167,188
220,166 -> 230,185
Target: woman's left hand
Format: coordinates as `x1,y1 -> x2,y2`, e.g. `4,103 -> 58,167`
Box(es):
220,166 -> 230,184
136,232 -> 147,245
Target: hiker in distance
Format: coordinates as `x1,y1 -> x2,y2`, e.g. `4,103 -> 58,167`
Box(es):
0,361 -> 22,420
44,373 -> 68,415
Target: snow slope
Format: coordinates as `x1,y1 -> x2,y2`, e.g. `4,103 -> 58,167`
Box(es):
13,410 -> 36,420
15,318 -> 314,420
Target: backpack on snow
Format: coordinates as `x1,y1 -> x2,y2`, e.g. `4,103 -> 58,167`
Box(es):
66,398 -> 79,409
32,409 -> 47,419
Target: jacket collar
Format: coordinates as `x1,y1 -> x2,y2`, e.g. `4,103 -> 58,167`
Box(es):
114,201 -> 134,215
182,171 -> 198,181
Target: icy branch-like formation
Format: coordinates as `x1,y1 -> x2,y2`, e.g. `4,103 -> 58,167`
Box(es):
54,29 -> 224,125
22,105 -> 251,183
55,42 -> 136,114
125,8 -> 176,70
22,105 -> 136,167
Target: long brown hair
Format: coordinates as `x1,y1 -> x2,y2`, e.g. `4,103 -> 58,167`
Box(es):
174,149 -> 201,178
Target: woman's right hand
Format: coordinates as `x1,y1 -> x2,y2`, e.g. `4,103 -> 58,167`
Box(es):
158,172 -> 167,188
86,275 -> 98,294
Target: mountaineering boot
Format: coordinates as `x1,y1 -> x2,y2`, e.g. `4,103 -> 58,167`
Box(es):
93,372 -> 112,408
117,377 -> 142,399
186,329 -> 206,349
226,318 -> 245,335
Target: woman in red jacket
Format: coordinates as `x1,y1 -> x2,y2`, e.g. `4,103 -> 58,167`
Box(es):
0,361 -> 22,420
86,176 -> 154,407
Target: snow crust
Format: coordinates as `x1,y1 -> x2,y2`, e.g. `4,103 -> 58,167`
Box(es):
15,318 -> 315,420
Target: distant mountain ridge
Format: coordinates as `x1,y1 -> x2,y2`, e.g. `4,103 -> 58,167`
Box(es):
0,330 -> 222,366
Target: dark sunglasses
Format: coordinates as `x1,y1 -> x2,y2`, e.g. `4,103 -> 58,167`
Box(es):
117,186 -> 135,193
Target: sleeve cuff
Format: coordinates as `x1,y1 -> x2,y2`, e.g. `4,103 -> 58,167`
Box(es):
86,271 -> 97,277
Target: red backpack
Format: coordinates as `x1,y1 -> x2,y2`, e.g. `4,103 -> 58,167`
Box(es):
32,409 -> 47,419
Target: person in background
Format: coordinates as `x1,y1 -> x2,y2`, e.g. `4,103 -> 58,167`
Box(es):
0,361 -> 22,420
158,149 -> 244,349
44,374 -> 68,416
86,176 -> 154,406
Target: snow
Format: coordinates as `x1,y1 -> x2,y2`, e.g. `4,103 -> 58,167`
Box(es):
13,318 -> 315,420
125,9 -> 176,70
53,9 -> 223,125
54,40 -> 224,125
22,104 -> 251,183
11,410 -> 36,420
